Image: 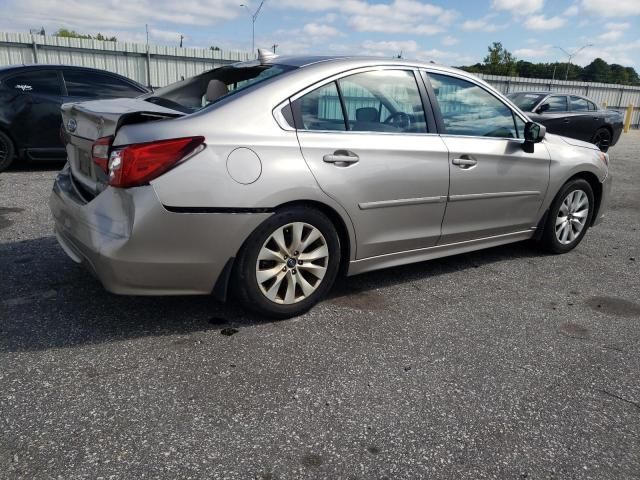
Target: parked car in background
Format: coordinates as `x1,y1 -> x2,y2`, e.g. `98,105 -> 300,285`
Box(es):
50,53 -> 611,318
0,65 -> 149,171
506,91 -> 623,151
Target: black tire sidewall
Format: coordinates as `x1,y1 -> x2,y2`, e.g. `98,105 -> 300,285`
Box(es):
0,131 -> 16,172
542,179 -> 594,253
592,128 -> 611,150
234,207 -> 341,318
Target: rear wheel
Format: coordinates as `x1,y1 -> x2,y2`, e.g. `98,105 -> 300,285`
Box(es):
0,131 -> 16,172
591,128 -> 611,151
232,207 -> 341,318
540,178 -> 594,254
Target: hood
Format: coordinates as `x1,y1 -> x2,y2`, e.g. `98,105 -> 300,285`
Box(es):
554,134 -> 600,152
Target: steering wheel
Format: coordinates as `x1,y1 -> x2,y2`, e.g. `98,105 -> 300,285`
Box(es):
383,111 -> 411,130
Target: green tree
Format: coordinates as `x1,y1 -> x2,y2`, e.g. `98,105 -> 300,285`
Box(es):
53,28 -> 116,42
582,58 -> 610,83
482,42 -> 517,76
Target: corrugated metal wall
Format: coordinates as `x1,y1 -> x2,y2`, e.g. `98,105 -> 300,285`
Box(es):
477,73 -> 640,127
0,32 -> 250,88
0,32 -> 638,126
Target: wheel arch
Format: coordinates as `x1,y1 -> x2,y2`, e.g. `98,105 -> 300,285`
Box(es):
273,199 -> 353,276
565,171 -> 603,226
214,199 -> 355,302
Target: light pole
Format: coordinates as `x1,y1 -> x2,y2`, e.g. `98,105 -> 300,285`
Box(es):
553,44 -> 593,80
240,0 -> 266,56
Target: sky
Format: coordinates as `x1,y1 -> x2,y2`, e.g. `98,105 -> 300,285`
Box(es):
0,0 -> 639,69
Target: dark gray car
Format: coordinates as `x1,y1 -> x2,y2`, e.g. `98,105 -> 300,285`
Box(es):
507,92 -> 623,151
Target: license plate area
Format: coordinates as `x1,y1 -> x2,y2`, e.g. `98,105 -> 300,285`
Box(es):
77,149 -> 93,177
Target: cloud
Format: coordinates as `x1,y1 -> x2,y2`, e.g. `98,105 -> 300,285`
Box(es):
462,15 -> 505,32
596,22 -> 630,42
524,15 -> 566,30
491,0 -> 544,15
275,0 -> 457,35
442,36 -> 458,46
581,0 -> 640,17
514,46 -> 551,58
302,23 -> 342,37
358,39 -> 472,65
563,4 -> 579,16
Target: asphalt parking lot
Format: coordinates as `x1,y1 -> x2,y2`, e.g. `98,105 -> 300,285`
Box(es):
1,133 -> 639,480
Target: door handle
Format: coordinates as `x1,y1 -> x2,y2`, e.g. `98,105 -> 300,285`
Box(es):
562,118 -> 570,123
323,150 -> 359,165
452,157 -> 477,168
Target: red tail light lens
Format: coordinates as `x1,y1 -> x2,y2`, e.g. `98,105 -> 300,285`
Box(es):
108,136 -> 205,188
92,136 -> 113,173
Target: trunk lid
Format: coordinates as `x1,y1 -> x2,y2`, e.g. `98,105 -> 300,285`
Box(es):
61,98 -> 183,198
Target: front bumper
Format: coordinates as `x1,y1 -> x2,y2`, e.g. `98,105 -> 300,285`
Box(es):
49,166 -> 270,295
593,172 -> 612,226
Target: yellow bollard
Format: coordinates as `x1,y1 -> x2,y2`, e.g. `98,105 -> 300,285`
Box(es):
623,104 -> 633,133
602,101 -> 607,109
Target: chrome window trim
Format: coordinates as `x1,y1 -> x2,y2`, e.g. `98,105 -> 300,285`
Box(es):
272,99 -> 295,131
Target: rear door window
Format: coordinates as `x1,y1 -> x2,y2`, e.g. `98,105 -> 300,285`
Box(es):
337,70 -> 427,133
570,96 -> 590,111
295,82 -> 346,131
541,95 -> 568,112
4,70 -> 61,95
63,70 -> 143,98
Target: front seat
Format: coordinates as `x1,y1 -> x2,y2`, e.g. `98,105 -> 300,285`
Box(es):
353,106 -> 394,132
205,79 -> 228,103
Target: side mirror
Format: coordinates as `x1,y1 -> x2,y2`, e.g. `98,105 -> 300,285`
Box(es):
522,121 -> 546,153
535,103 -> 550,114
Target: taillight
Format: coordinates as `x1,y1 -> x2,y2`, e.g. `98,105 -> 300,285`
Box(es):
108,136 -> 205,188
92,136 -> 113,173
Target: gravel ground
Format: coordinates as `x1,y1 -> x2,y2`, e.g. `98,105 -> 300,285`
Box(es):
1,133 -> 639,480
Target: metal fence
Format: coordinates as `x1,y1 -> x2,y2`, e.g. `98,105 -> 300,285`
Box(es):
478,73 -> 640,128
0,32 -> 250,88
0,31 -> 638,127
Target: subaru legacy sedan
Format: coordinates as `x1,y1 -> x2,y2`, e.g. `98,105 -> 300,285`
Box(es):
50,52 -> 611,318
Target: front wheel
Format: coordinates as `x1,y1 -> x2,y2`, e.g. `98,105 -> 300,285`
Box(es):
232,207 -> 341,318
540,178 -> 594,254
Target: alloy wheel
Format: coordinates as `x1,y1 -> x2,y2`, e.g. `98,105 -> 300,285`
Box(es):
555,189 -> 590,245
256,222 -> 329,304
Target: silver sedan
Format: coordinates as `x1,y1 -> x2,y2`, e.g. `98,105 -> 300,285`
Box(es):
50,52 -> 612,318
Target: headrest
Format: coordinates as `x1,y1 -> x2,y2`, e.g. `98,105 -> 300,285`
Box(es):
205,79 -> 228,102
356,107 -> 378,122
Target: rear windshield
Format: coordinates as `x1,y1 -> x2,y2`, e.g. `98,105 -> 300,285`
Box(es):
507,93 -> 546,112
143,63 -> 295,114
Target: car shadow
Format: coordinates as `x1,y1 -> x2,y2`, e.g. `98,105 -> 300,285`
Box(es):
0,235 -> 545,353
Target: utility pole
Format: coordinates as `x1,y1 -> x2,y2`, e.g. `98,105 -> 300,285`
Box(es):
240,0 -> 267,56
553,44 -> 593,80
179,34 -> 184,48
271,43 -> 278,53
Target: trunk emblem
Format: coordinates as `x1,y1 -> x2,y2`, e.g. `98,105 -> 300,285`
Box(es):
67,118 -> 77,133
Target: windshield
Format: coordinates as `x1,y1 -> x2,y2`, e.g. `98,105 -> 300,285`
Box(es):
507,93 -> 547,112
143,63 -> 296,114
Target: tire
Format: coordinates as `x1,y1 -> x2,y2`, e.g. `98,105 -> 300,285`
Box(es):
0,131 -> 16,172
232,207 -> 341,318
591,127 -> 611,151
540,178 -> 594,254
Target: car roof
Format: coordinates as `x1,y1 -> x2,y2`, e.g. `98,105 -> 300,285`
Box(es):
261,54 -> 451,71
